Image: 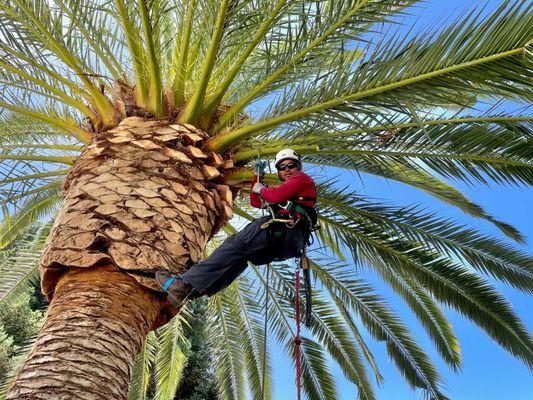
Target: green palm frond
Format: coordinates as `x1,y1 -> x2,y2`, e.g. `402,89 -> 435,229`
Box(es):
0,223 -> 50,303
208,274 -> 272,400
249,263 -> 344,400
323,270 -> 384,386
210,0 -> 419,129
309,155 -> 525,241
316,184 -> 533,292
0,0 -> 116,125
128,331 -> 158,400
53,0 -> 125,82
0,181 -> 62,207
258,259 -> 377,399
113,0 -> 149,108
0,117 -> 78,189
253,256 -> 422,400
212,288 -> 247,400
315,221 -> 346,260
0,187 -> 61,249
153,311 -> 190,400
234,275 -> 273,400
0,115 -> 75,143
304,294 -> 376,400
320,248 -> 462,371
180,0 -> 231,124
254,115 -> 533,187
299,337 -> 339,400
303,261 -> 446,399
316,208 -> 533,367
370,260 -> 462,369
211,1 -> 532,149
0,334 -> 38,400
0,115 -> 75,248
398,248 -> 533,367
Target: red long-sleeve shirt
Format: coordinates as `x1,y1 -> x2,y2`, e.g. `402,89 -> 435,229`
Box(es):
250,171 -> 316,208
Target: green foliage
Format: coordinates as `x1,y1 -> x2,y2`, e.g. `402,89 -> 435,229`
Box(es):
0,326 -> 15,379
173,298 -> 219,400
129,332 -> 158,400
0,223 -> 51,303
0,291 -> 42,349
0,225 -> 46,384
0,288 -> 44,380
153,312 -> 189,400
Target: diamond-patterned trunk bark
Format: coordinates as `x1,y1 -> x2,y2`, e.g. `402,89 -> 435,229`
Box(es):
6,265 -> 160,400
41,117 -> 234,322
6,118 -> 236,399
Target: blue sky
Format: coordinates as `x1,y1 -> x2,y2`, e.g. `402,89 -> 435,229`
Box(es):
267,1 -> 533,399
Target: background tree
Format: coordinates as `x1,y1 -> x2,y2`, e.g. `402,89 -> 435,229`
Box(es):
0,328 -> 15,380
0,228 -> 45,330
0,289 -> 43,380
0,0 -> 531,399
172,298 -> 219,400
0,227 -> 45,382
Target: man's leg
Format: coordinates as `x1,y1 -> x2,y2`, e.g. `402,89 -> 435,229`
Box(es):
201,225 -> 309,296
167,217 -> 270,297
182,236 -> 250,295
277,225 -> 307,260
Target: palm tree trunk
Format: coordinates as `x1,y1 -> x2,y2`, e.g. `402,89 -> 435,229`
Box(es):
6,265 -> 161,400
6,117 -> 236,399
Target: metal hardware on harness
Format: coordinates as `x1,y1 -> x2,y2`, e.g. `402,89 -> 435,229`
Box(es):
260,201 -> 300,230
277,200 -> 293,213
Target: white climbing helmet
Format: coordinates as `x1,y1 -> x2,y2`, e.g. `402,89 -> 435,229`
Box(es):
274,148 -> 301,168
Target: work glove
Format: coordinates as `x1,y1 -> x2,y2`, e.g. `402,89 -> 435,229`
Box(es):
252,182 -> 265,195
253,160 -> 267,176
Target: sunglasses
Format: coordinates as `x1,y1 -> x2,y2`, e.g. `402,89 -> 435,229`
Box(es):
277,162 -> 299,171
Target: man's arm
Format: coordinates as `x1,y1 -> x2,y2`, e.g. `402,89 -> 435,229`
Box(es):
258,173 -> 307,203
249,175 -> 263,208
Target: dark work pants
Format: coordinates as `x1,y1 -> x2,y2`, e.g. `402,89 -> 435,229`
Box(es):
182,216 -> 307,296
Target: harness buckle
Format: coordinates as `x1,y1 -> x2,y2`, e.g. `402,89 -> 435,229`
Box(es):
278,200 -> 293,212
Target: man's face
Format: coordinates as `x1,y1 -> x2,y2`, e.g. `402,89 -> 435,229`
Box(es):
277,159 -> 300,181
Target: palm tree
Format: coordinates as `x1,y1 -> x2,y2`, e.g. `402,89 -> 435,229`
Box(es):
0,0 -> 531,398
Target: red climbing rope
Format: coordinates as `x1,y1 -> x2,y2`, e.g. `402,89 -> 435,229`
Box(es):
295,261 -> 302,400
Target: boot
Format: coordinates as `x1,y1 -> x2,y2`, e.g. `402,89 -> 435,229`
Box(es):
155,271 -> 194,307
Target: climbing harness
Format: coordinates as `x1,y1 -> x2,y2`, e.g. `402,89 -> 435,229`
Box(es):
260,198 -> 318,235
260,200 -> 299,229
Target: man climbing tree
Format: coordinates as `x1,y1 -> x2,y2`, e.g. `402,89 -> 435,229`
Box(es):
0,1 -> 532,399
156,149 -> 317,305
